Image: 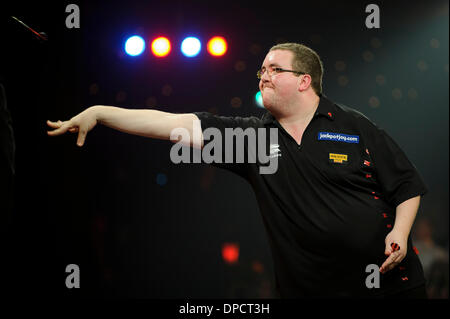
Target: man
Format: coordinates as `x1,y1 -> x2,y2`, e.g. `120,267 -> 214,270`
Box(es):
47,43 -> 428,298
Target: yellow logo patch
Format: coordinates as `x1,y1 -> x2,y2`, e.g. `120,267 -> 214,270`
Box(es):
329,153 -> 348,164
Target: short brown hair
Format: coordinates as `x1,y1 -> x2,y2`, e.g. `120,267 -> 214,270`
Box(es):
270,43 -> 324,96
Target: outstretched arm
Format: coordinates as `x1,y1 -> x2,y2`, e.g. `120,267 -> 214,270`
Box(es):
47,105 -> 203,148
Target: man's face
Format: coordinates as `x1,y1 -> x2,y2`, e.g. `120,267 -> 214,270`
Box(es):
259,50 -> 299,111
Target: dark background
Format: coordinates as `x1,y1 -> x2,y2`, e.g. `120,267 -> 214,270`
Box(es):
0,0 -> 448,299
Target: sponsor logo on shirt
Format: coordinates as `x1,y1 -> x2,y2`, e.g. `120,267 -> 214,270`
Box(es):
269,144 -> 281,158
329,153 -> 348,164
318,132 -> 359,143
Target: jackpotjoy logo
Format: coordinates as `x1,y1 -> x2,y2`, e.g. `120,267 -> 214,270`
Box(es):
169,120 -> 279,174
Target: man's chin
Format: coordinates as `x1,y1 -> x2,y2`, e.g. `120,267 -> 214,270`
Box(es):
262,99 -> 274,111
263,104 -> 273,111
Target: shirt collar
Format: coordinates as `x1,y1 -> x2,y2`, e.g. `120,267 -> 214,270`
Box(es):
261,93 -> 336,125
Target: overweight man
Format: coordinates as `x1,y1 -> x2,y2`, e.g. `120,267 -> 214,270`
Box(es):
47,43 -> 428,298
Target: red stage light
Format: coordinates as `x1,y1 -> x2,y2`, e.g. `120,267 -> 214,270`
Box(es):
221,242 -> 239,264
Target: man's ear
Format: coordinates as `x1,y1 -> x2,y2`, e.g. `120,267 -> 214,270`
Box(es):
298,74 -> 312,93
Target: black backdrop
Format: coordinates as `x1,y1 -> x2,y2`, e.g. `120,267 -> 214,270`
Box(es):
0,0 -> 448,299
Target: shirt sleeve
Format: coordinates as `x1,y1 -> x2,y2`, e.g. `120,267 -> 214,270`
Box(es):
363,120 -> 428,208
193,112 -> 262,178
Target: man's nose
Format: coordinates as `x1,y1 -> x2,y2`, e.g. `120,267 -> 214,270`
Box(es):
260,74 -> 271,88
259,78 -> 268,89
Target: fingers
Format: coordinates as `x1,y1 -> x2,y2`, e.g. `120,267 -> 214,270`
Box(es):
380,253 -> 393,274
76,127 -> 88,147
380,241 -> 404,274
47,120 -> 62,128
47,119 -> 86,147
47,120 -> 71,136
381,239 -> 402,271
384,245 -> 392,256
380,251 -> 401,274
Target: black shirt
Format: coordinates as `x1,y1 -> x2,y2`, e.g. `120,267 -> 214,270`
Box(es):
193,95 -> 428,297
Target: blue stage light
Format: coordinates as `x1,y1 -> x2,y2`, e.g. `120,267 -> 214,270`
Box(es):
156,173 -> 167,186
125,35 -> 145,56
181,37 -> 201,57
255,91 -> 264,108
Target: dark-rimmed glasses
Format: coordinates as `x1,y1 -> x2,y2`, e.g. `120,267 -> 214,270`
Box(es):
257,67 -> 305,79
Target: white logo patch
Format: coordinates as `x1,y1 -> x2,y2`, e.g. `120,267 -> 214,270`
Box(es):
269,144 -> 281,158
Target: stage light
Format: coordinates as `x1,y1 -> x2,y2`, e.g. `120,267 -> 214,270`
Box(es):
221,243 -> 239,264
156,173 -> 167,186
181,37 -> 201,57
124,35 -> 145,56
207,36 -> 227,56
151,37 -> 171,57
255,91 -> 264,108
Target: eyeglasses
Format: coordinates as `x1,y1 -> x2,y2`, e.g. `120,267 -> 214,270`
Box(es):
257,66 -> 305,79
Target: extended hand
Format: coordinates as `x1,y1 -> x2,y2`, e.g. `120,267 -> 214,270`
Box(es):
47,107 -> 98,147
